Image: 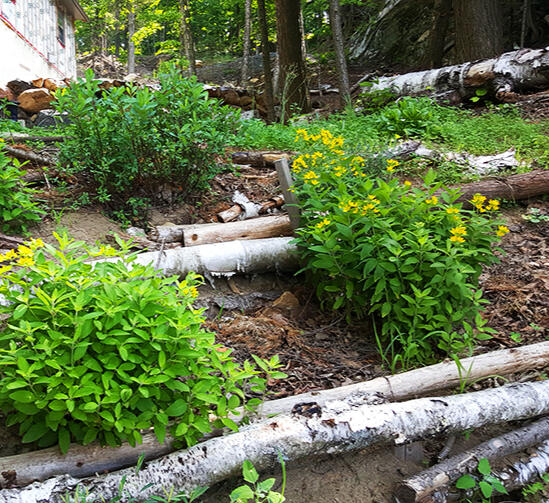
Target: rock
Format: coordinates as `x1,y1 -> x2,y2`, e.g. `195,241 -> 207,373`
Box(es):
33,110 -> 70,128
273,291 -> 300,315
0,88 -> 16,101
18,88 -> 55,114
126,227 -> 146,237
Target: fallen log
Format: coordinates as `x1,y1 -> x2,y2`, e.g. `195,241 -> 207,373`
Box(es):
232,151 -> 292,168
362,48 -> 549,99
3,380 -> 549,502
183,215 -> 292,247
396,415 -> 549,502
0,133 -> 66,143
152,215 -> 292,245
453,170 -> 549,206
0,234 -> 24,250
123,236 -> 298,277
1,342 -> 548,488
2,145 -> 53,165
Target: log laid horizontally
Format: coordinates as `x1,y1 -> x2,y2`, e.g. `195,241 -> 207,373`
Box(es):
2,145 -> 54,165
362,48 -> 549,99
153,215 -> 293,246
2,342 -> 549,489
396,415 -> 549,503
0,133 -> 67,143
4,380 -> 549,503
231,151 -> 293,168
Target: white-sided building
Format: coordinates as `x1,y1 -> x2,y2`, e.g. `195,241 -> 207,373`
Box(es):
0,0 -> 86,85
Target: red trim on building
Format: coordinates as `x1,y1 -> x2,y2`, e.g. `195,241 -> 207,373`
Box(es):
0,13 -> 64,76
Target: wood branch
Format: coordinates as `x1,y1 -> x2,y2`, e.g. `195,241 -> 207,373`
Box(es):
232,151 -> 292,168
361,48 -> 549,99
217,195 -> 284,223
152,216 -> 292,246
2,145 -> 54,165
0,234 -> 24,250
453,170 -> 549,206
0,133 -> 66,143
396,415 -> 549,502
4,381 -> 549,502
116,236 -> 299,277
182,215 -> 293,247
217,204 -> 243,222
2,342 -> 548,489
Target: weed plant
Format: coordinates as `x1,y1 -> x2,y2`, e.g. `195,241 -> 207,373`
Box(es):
55,66 -> 240,216
0,234 -> 284,453
0,144 -> 44,233
291,129 -> 509,369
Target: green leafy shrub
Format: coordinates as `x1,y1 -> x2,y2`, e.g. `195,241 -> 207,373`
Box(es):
0,234 -> 284,453
0,145 -> 44,233
456,458 -> 508,502
291,129 -> 508,369
375,97 -> 438,138
55,67 -> 240,215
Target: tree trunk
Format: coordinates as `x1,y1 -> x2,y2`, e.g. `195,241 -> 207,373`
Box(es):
396,415 -> 549,502
329,0 -> 351,106
127,5 -> 136,74
361,48 -> 549,99
425,0 -> 452,68
232,151 -> 291,167
2,342 -> 548,489
3,381 -> 549,502
257,0 -> 275,123
275,0 -> 310,120
240,0 -> 252,84
179,0 -> 196,77
3,145 -> 54,165
453,0 -> 504,63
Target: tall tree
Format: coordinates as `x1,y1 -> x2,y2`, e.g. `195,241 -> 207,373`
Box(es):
179,0 -> 196,76
425,0 -> 452,68
275,0 -> 310,119
257,0 -> 275,122
328,0 -> 350,106
453,0 -> 504,63
240,0 -> 252,84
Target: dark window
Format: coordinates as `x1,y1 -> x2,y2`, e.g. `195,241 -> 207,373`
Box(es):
57,7 -> 65,46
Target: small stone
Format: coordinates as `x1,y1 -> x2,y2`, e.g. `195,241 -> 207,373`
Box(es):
126,227 -> 146,237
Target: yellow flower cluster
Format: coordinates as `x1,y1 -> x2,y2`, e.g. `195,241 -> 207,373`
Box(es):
291,152 -> 325,174
404,180 -> 412,187
0,238 -> 45,273
471,194 -> 500,213
386,159 -> 399,173
496,225 -> 510,237
425,196 -> 438,205
294,129 -> 345,154
303,170 -> 320,185
446,207 -> 460,214
339,195 -> 381,215
450,225 -> 467,243
316,218 -> 331,229
89,245 -> 118,257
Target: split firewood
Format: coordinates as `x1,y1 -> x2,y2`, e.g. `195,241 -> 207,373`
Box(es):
453,170 -> 549,206
0,133 -> 66,143
2,145 -> 54,165
217,204 -> 243,222
232,151 -> 293,168
360,48 -> 549,100
396,415 -> 549,503
3,381 -> 549,502
217,194 -> 284,223
1,342 -> 548,488
17,88 -> 55,114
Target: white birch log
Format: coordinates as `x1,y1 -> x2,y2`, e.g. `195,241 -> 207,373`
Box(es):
362,48 -> 549,98
396,415 -> 549,502
2,342 -> 548,488
3,381 -> 549,503
124,237 -> 298,277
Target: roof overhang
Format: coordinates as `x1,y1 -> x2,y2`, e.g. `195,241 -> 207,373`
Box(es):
58,0 -> 88,22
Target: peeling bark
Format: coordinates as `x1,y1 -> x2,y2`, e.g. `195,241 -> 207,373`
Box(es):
361,48 -> 549,99
2,146 -> 54,166
3,381 -> 549,502
396,415 -> 549,502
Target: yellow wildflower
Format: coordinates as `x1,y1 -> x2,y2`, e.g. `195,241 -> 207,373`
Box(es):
303,170 -> 319,185
17,245 -> 33,257
425,196 -> 438,205
386,159 -> 399,173
29,238 -> 45,250
0,265 -> 12,275
404,181 -> 412,187
295,129 -> 309,142
471,193 -> 487,212
3,249 -> 16,260
450,236 -> 465,243
446,207 -> 460,214
486,199 -> 500,211
16,256 -> 34,267
496,225 -> 510,237
450,226 -> 467,236
316,218 -> 331,229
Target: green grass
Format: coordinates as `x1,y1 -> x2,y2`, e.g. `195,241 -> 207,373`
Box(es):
237,99 -> 549,170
